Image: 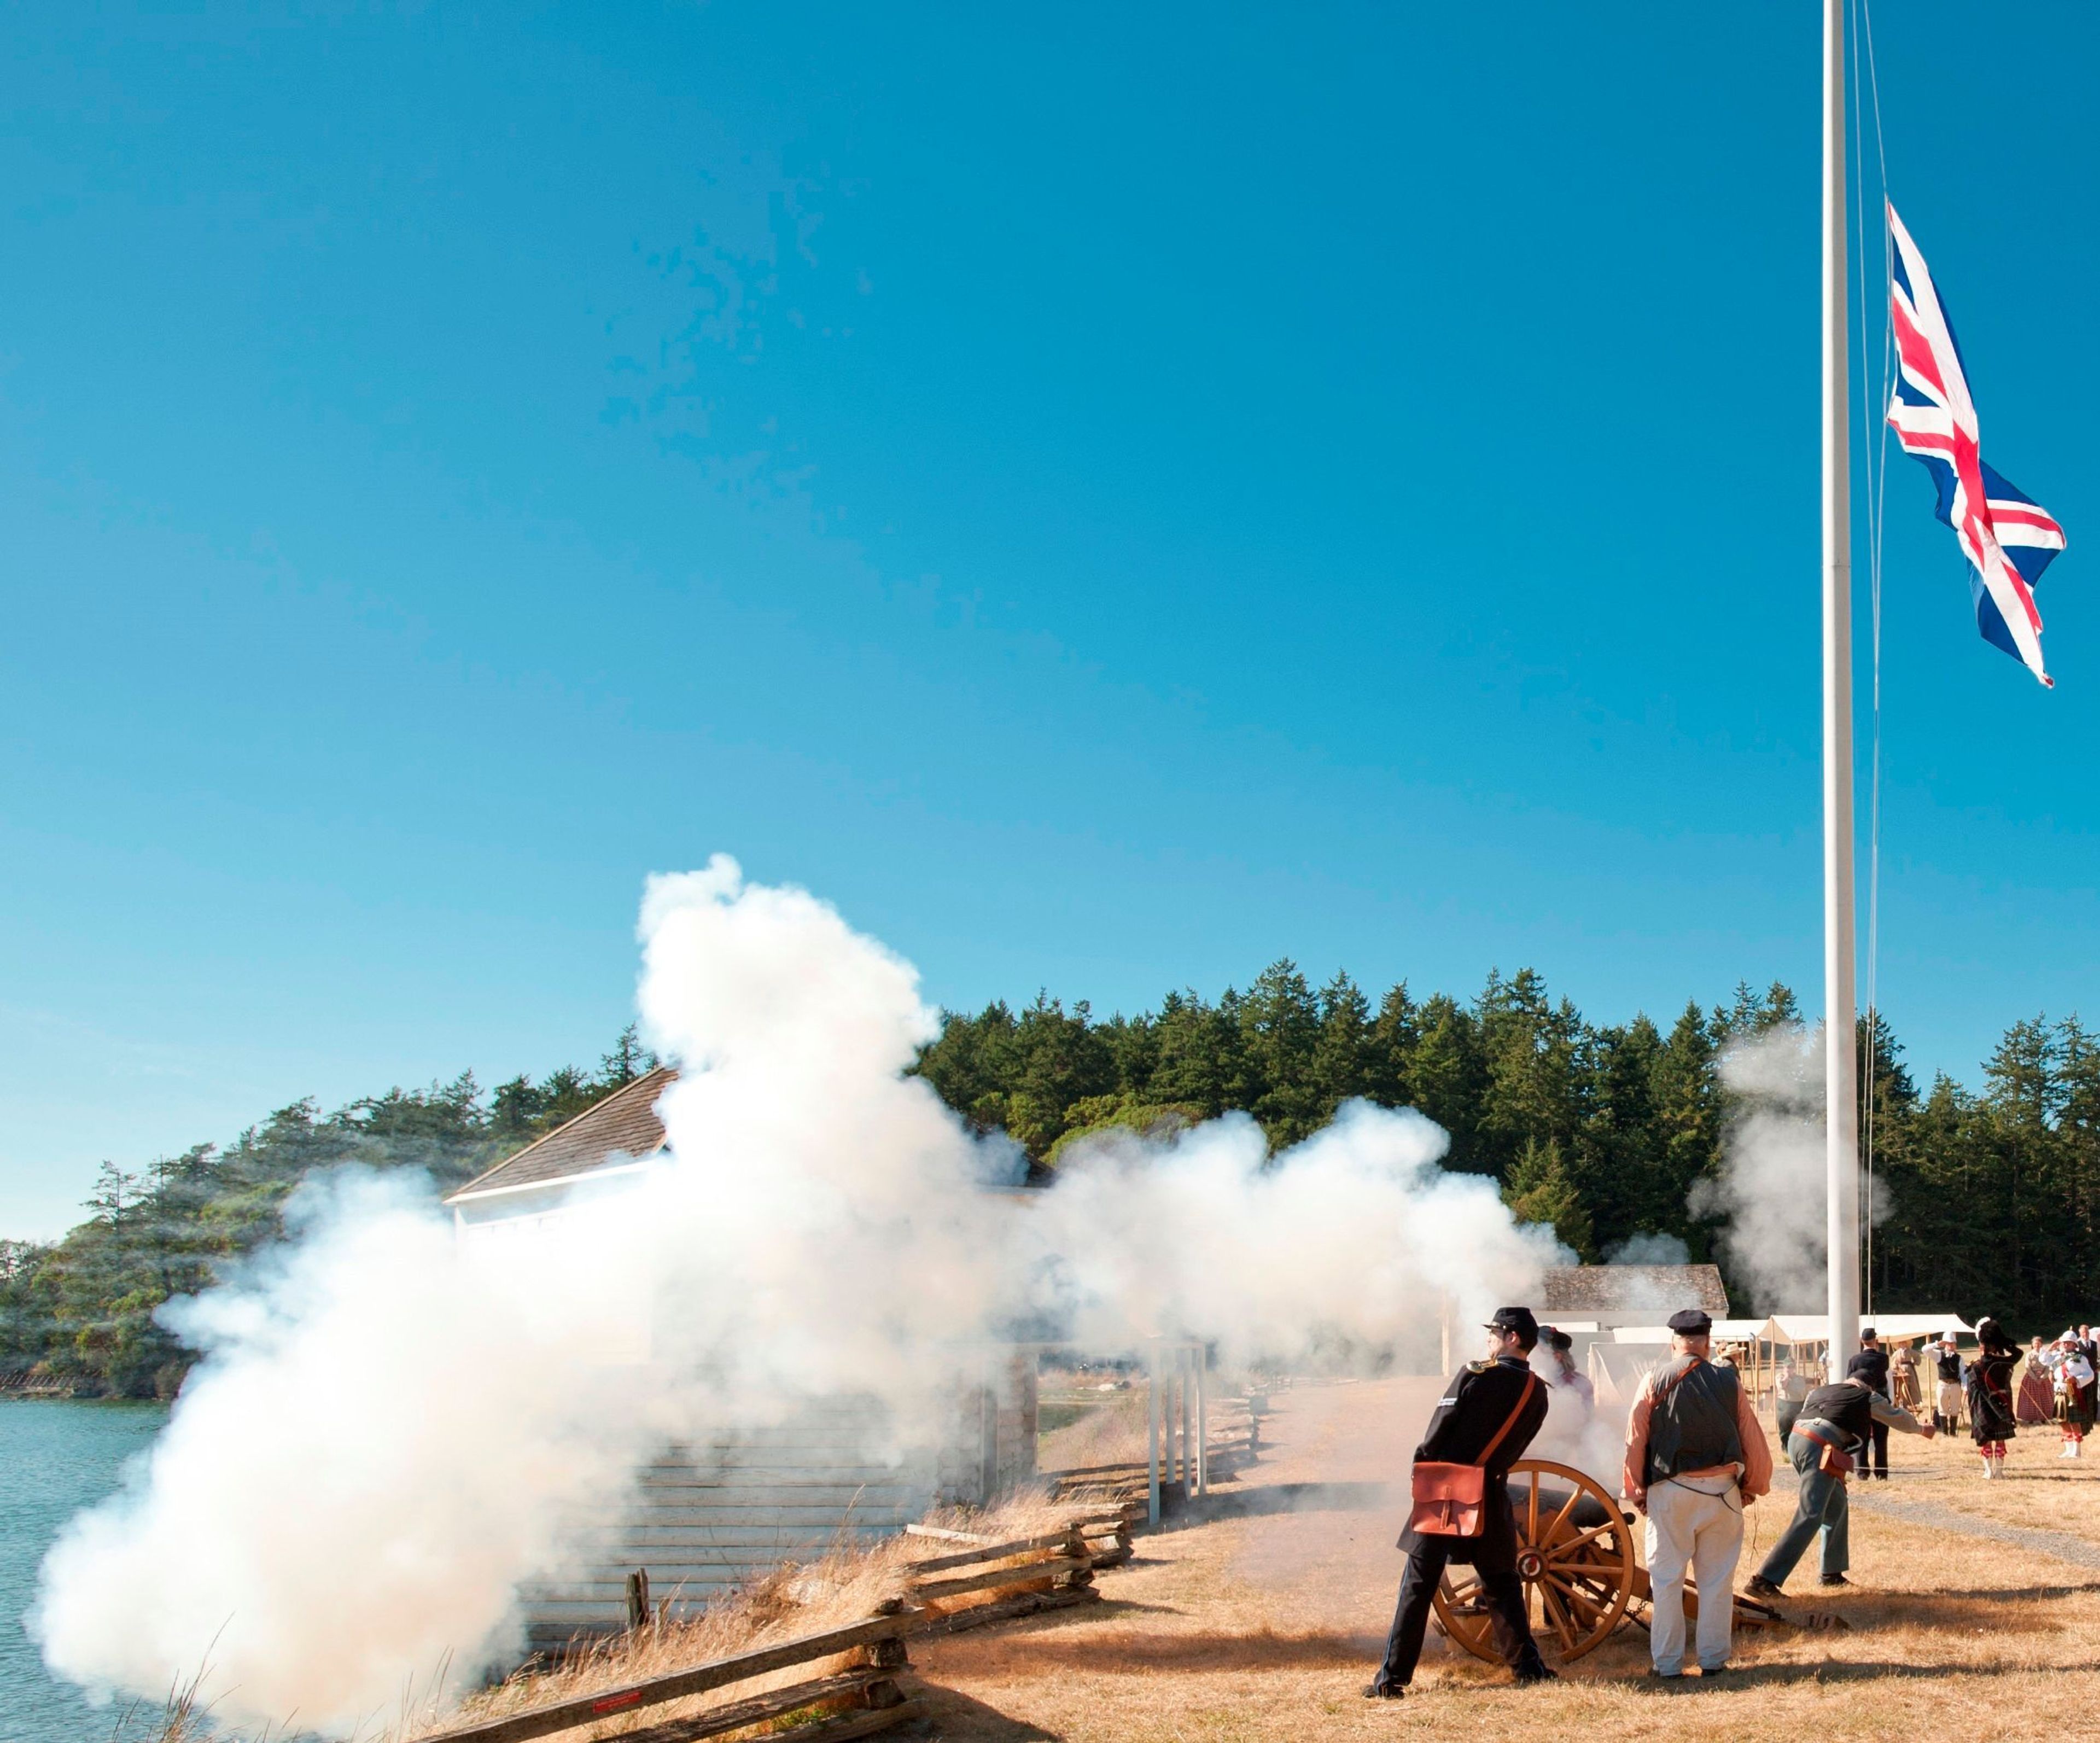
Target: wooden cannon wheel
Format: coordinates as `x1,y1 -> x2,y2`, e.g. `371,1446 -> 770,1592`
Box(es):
1432,1458 -> 1636,1664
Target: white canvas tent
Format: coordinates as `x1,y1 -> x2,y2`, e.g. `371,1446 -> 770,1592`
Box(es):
1765,1313 -> 1975,1345
1611,1319 -> 1770,1344
1611,1319 -> 1780,1400
1588,1340 -> 1666,1413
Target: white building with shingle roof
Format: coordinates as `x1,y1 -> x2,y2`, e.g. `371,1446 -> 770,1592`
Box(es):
441,1070 -> 1039,1646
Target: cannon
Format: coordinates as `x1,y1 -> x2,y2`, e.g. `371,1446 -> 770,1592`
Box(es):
1432,1458 -> 1779,1664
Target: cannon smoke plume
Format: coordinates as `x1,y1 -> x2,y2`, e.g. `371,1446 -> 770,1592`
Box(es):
1689,1024 -> 1889,1313
34,857 -> 1559,1733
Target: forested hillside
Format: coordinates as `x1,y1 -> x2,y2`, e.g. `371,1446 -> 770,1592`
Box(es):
913,964 -> 2100,1336
0,1029 -> 657,1398
7,967 -> 2100,1400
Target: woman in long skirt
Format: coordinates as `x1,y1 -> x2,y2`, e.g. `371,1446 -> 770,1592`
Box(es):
1892,1342 -> 1922,1414
2019,1335 -> 2057,1425
1969,1318 -> 2021,1479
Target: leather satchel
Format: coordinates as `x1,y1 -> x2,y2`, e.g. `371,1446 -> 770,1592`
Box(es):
1407,1372 -> 1539,1538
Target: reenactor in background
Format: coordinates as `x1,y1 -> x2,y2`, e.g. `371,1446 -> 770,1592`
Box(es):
1933,1334 -> 1965,1434
2019,1334 -> 2056,1426
1775,1355 -> 1813,1442
1891,1340 -> 1921,1413
1542,1326 -> 1594,1415
2045,1332 -> 2096,1458
1745,1369 -> 1936,1598
1844,1327 -> 1893,1480
1366,1307 -> 1555,1699
1969,1318 -> 2022,1479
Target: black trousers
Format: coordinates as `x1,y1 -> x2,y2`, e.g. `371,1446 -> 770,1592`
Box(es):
1372,1542 -> 1545,1690
1866,1418 -> 1889,1478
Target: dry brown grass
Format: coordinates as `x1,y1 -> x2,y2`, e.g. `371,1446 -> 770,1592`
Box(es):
159,1386 -> 2100,1742
1036,1381 -> 1148,1473
389,1491 -> 1088,1742
908,1378 -> 2100,1742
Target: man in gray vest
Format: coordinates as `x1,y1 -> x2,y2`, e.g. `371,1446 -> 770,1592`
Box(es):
1622,1308 -> 1772,1679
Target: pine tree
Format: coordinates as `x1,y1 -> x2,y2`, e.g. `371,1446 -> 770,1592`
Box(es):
1311,971 -> 1372,1118
1502,1136 -> 1596,1260
1362,982 -> 1419,1109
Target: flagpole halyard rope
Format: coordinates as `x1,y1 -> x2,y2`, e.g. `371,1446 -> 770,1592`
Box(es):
1851,0 -> 1895,1316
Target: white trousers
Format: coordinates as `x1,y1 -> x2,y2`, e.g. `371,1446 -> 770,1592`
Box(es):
1644,1479 -> 1745,1674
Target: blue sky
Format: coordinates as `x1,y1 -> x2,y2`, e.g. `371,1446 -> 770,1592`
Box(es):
4,3 -> 2095,1238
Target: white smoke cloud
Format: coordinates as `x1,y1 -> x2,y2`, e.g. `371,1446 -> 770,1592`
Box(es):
1602,1231 -> 1691,1268
1688,1025 -> 1887,1314
33,1171 -> 659,1732
1030,1104 -> 1552,1369
34,856 -> 1561,1733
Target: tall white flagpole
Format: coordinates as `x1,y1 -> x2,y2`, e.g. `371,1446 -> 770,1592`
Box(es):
1822,0 -> 1862,1369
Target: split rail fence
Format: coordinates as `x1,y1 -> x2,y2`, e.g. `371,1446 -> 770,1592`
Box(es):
1041,1378 -> 1268,1523
418,1510 -> 1137,1743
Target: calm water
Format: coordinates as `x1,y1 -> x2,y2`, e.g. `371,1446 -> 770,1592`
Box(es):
1,1400 -> 170,1743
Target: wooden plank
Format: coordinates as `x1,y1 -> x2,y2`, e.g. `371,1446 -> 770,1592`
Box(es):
1039,1459 -> 1152,1478
901,1523 -> 990,1545
413,1613 -> 916,1743
919,1587 -> 1100,1636
912,1557 -> 1086,1604
574,1670 -> 880,1743
771,1700 -> 923,1743
906,1531 -> 1075,1573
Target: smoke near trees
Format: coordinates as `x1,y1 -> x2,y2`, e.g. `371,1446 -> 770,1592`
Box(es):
914,964 -> 2100,1328
8,962 -> 2100,1402
0,1028 -> 658,1398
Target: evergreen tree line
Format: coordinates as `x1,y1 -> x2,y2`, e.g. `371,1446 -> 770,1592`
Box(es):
0,1028 -> 657,1398
914,964 -> 2100,1334
9,967 -> 2100,1400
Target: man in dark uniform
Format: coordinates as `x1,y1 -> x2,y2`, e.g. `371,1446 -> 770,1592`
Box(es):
1365,1307 -> 1555,1699
1845,1327 -> 1892,1479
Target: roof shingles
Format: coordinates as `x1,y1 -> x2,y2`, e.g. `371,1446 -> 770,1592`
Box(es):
1541,1264 -> 1730,1316
448,1066 -> 677,1201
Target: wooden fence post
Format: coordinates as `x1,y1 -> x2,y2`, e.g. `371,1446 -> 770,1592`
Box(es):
1060,1523 -> 1095,1591
1147,1342 -> 1162,1527
860,1596 -> 912,1711
1194,1347 -> 1209,1497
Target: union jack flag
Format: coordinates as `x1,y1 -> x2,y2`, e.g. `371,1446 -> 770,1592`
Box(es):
1886,201 -> 2066,686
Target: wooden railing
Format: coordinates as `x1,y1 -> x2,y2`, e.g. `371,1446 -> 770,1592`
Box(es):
416,1606 -> 920,1743
905,1512 -> 1130,1631
1041,1390 -> 1265,1508
419,1515 -> 1131,1743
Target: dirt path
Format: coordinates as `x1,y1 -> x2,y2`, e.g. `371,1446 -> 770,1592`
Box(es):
911,1375 -> 2100,1741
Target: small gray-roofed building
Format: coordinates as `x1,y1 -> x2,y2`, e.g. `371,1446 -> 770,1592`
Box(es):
447,1064 -> 676,1228
440,1066 -> 1038,1647
1541,1263 -> 1731,1326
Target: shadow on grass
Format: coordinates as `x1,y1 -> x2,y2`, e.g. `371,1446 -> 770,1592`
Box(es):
931,1624 -> 1380,1675
1672,1658 -> 2044,1690
1184,1482 -> 1398,1522
913,1682 -> 1063,1740
1772,1582 -> 2100,1627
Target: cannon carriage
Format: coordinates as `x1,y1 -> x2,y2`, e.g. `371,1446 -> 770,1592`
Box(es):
1431,1459 -> 1778,1664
